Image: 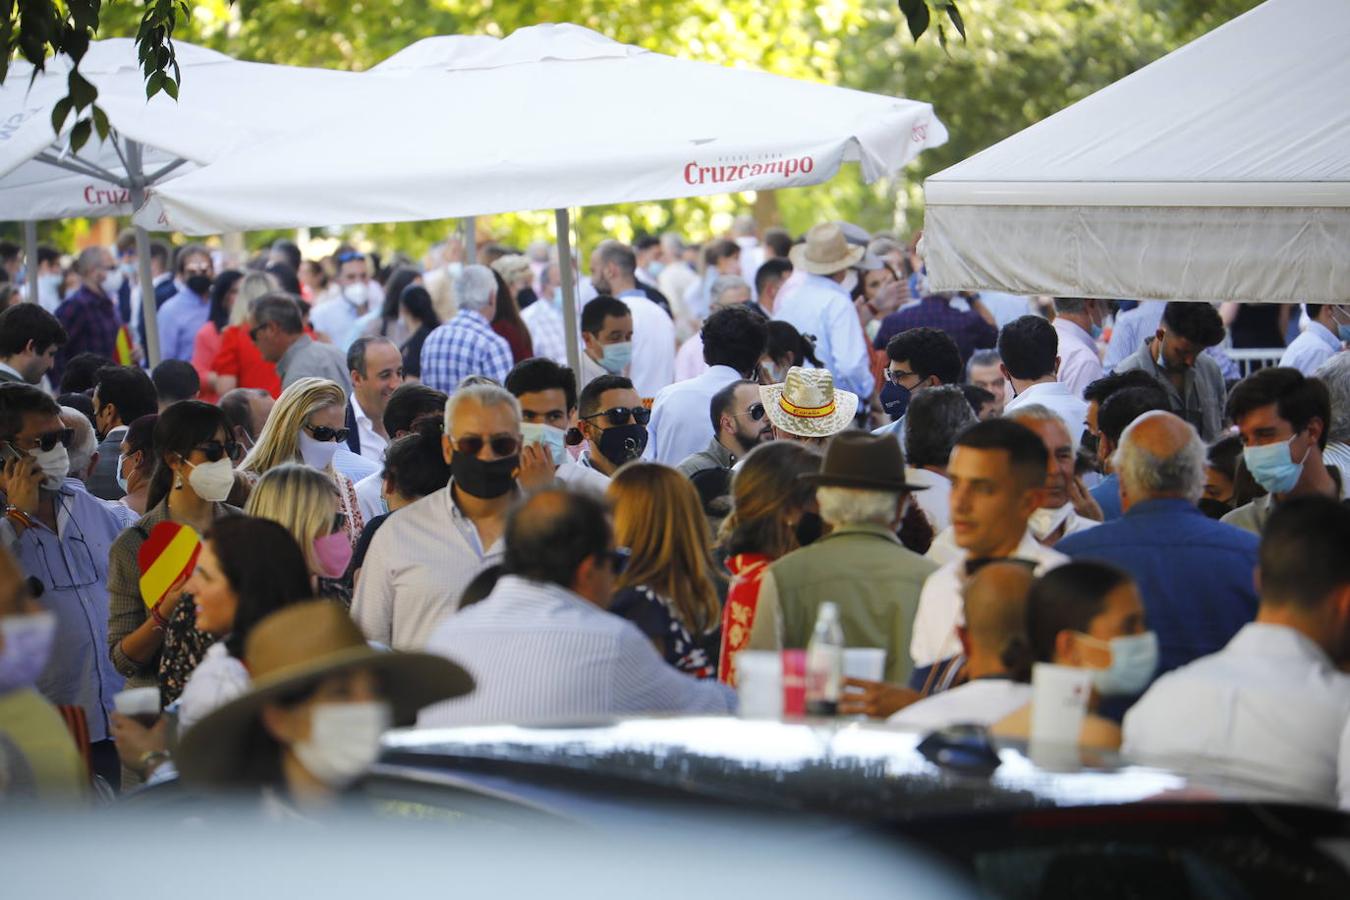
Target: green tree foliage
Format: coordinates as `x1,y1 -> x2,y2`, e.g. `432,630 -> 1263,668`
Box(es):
6,0 -> 1263,257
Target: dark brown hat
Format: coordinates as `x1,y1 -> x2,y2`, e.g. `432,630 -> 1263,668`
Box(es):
800,430 -> 927,492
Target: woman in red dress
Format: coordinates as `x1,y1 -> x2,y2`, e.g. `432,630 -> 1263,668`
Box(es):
210,270 -> 283,399
716,441 -> 824,686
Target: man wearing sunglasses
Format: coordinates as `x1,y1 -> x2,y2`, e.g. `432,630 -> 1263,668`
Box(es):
575,375 -> 650,478
352,383 -> 523,651
677,380 -> 773,480
0,383 -> 128,787
248,294 -> 352,393
420,488 -> 735,726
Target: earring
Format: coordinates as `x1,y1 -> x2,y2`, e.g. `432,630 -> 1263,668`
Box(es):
174,472 -> 184,490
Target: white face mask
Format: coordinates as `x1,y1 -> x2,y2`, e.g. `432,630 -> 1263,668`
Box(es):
186,457 -> 235,503
291,700 -> 391,788
102,269 -> 124,296
37,273 -> 62,304
1028,503 -> 1075,541
341,281 -> 369,308
33,444 -> 69,489
299,431 -> 342,471
0,611 -> 57,693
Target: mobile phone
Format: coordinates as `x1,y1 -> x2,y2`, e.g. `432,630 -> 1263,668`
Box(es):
0,442 -> 26,465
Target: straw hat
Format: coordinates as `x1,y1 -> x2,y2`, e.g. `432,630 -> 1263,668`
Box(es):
801,430 -> 927,492
788,223 -> 866,276
176,600 -> 473,787
760,366 -> 858,438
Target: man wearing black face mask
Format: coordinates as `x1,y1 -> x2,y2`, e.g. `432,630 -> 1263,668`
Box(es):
351,383 -> 521,651
576,375 -> 649,477
873,327 -> 962,444
155,244 -> 214,363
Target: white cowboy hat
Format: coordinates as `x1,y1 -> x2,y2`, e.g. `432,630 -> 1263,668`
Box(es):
788,223 -> 867,276
760,366 -> 858,438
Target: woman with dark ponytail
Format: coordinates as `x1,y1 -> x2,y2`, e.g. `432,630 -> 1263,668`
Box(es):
106,401 -> 245,705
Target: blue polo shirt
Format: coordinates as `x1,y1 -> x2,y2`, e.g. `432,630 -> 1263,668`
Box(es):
1057,498 -> 1259,689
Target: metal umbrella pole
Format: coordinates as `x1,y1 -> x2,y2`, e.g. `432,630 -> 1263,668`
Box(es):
124,139 -> 161,367
22,221 -> 38,303
554,208 -> 582,376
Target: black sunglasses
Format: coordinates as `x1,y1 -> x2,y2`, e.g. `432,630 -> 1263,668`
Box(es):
305,425 -> 350,443
194,440 -> 244,463
453,434 -> 520,458
603,547 -> 631,575
35,428 -> 74,453
581,406 -> 651,427
731,403 -> 766,422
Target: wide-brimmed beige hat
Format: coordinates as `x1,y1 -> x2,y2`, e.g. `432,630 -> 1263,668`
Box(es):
789,223 -> 867,276
176,600 -> 473,787
760,366 -> 859,438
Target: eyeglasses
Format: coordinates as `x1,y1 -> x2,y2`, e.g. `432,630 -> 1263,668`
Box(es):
305,425 -> 350,443
580,406 -> 650,427
33,428 -> 74,453
452,434 -> 520,458
731,403 -> 766,422
603,547 -> 631,575
885,368 -> 918,386
194,440 -> 245,463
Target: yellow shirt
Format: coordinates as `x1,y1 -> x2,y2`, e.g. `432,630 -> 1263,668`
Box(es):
0,688 -> 87,804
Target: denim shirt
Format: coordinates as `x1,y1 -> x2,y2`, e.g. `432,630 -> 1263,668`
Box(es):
2,484 -> 128,741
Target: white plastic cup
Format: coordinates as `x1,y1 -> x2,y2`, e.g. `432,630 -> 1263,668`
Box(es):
1029,663 -> 1091,745
114,686 -> 161,727
842,648 -> 887,683
736,651 -> 784,719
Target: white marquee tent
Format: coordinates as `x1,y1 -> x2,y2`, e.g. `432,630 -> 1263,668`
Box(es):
921,0 -> 1350,304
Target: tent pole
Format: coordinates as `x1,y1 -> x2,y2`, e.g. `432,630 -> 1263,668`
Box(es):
460,217 -> 476,263
125,139 -> 161,367
23,221 -> 38,304
555,208 -> 581,376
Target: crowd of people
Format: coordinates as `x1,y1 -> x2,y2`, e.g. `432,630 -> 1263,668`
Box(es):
1,219 -> 1348,816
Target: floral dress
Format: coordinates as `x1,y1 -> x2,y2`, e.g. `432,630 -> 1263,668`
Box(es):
610,584 -> 719,679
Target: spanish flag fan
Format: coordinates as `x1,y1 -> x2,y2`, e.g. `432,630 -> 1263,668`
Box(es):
138,521 -> 202,609
114,326 -> 136,367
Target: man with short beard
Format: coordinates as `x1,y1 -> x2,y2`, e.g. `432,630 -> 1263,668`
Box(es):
678,380 -> 773,479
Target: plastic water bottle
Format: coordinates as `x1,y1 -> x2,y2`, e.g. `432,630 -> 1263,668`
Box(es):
805,602 -> 844,716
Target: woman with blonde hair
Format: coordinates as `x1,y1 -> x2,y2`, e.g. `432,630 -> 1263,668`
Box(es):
211,269 -> 283,398
238,377 -> 364,547
715,442 -> 822,686
607,462 -> 722,678
244,463 -> 353,604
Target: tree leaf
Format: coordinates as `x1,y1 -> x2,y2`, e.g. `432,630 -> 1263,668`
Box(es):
68,71 -> 98,110
146,70 -> 165,99
70,118 -> 93,153
898,0 -> 932,42
51,97 -> 74,134
92,105 -> 110,141
163,77 -> 179,100
946,2 -> 967,41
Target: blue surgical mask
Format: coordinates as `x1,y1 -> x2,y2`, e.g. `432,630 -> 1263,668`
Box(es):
1089,321 -> 1104,340
551,288 -> 564,310
1080,630 -> 1159,696
600,341 -> 633,375
1339,325 -> 1350,343
1243,436 -> 1308,495
520,422 -> 568,466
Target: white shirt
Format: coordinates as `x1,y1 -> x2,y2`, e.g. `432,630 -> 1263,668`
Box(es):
648,364 -> 743,465
1279,321 -> 1342,376
673,333 -> 708,382
1053,316 -> 1104,399
1002,381 -> 1090,450
0,361 -> 24,382
1123,623 -> 1350,807
175,643 -> 250,736
353,469 -> 386,525
619,290 -> 676,399
577,350 -> 610,394
309,296 -> 366,350
418,575 -> 736,727
888,679 -> 1032,731
773,274 -> 874,399
555,455 -> 610,496
905,466 -> 951,533
911,530 -> 1068,668
333,443 -> 378,485
520,297 -> 570,365
348,393 -> 388,463
351,483 -> 505,650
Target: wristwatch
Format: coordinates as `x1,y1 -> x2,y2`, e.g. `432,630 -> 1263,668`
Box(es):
136,749 -> 171,777
4,505 -> 33,529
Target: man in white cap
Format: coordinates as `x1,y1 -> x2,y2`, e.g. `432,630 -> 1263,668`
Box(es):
760,365 -> 858,448
772,224 -> 875,400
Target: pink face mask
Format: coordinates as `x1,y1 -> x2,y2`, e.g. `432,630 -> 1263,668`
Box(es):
313,531 -> 353,579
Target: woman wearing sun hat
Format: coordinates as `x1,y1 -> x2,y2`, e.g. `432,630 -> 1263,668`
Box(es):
759,366 -> 859,447
175,601 -> 472,814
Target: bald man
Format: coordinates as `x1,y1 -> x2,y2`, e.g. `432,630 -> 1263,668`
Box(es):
1058,411 -> 1260,710
0,546 -> 88,802
887,561 -> 1037,730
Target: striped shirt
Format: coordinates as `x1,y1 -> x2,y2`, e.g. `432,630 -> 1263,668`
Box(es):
418,575 -> 736,727
520,298 -> 569,365
419,309 -> 513,394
